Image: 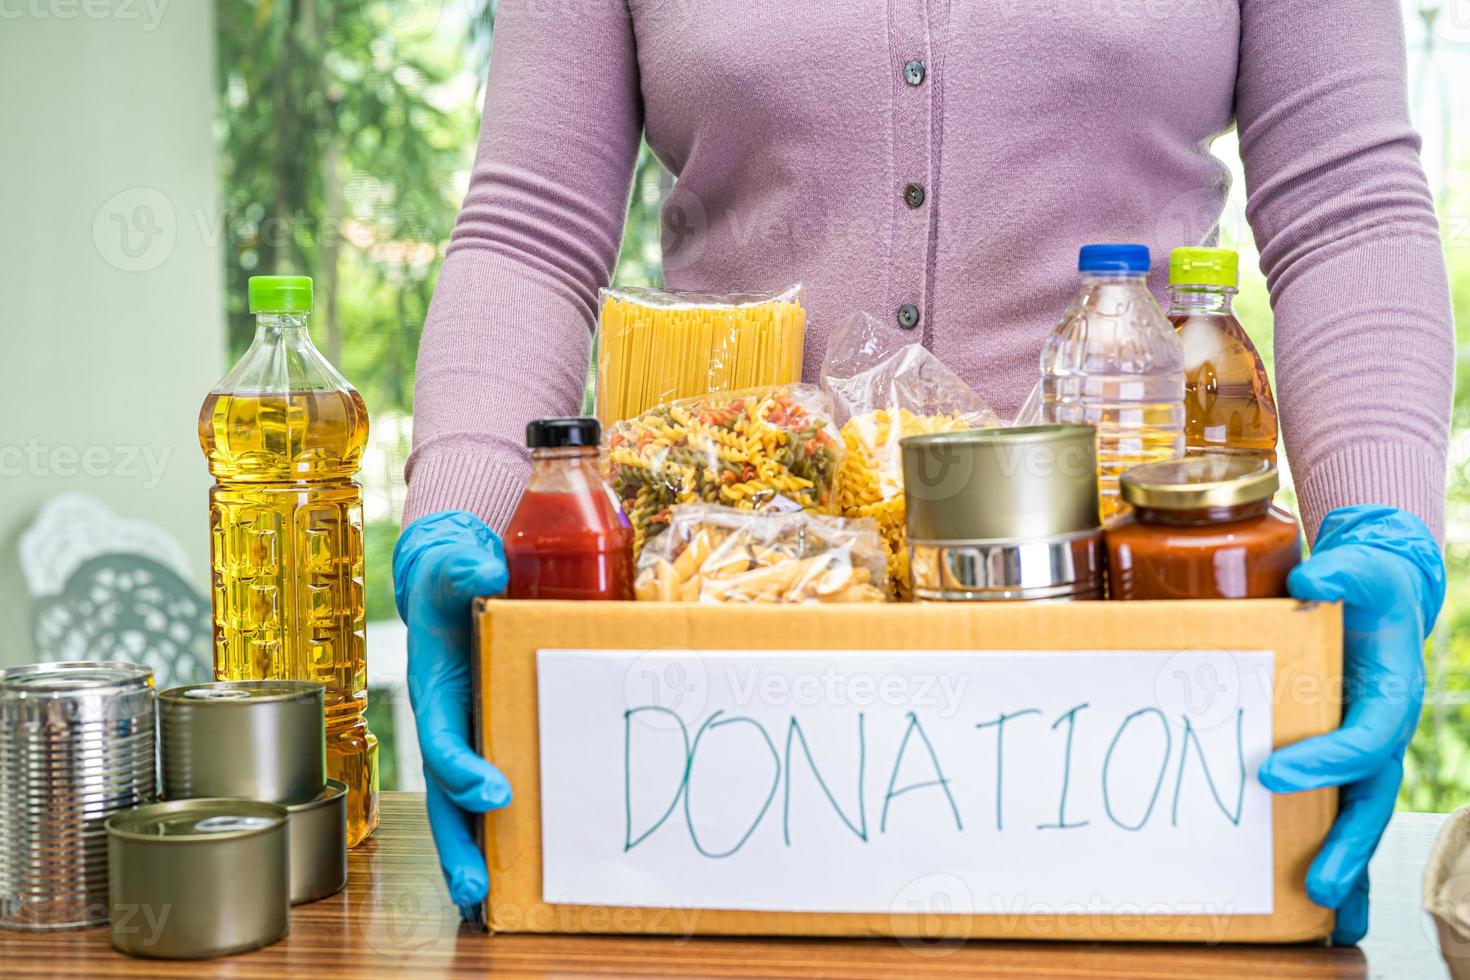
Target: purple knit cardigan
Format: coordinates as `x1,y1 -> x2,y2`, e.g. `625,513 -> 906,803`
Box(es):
406,0 -> 1455,544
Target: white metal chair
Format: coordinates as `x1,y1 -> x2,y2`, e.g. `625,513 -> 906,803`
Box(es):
20,493 -> 208,689
19,492 -> 423,790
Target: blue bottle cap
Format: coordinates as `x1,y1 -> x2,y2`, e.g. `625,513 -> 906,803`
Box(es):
1078,244 -> 1151,275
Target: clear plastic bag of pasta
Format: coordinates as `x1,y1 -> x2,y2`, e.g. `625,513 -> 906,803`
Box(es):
604,384 -> 842,558
634,504 -> 887,604
594,284 -> 806,425
821,311 -> 1000,599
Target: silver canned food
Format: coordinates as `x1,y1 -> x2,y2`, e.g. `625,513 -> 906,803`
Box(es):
107,798 -> 289,959
908,532 -> 1106,601
287,779 -> 348,905
0,661 -> 156,931
901,425 -> 1106,601
159,680 -> 325,803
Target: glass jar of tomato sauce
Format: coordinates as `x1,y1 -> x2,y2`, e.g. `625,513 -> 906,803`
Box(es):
1106,455 -> 1300,600
504,418 -> 634,601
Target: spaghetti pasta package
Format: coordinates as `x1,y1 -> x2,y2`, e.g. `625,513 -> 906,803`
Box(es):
604,385 -> 842,558
821,311 -> 1000,599
594,284 -> 806,425
634,504 -> 887,604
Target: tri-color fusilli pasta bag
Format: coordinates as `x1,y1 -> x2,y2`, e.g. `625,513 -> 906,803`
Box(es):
593,284 -> 806,426
603,384 -> 842,559
821,311 -> 1001,600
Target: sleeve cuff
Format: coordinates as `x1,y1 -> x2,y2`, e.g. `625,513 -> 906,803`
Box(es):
402,444 -> 530,535
1292,440 -> 1446,547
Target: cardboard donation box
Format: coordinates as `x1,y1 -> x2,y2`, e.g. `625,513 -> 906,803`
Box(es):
473,599 -> 1342,943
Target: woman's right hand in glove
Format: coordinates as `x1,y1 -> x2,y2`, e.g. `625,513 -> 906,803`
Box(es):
392,510 -> 512,915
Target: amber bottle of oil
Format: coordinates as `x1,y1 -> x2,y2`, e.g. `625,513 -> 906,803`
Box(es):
199,275 -> 378,845
1167,247 -> 1279,459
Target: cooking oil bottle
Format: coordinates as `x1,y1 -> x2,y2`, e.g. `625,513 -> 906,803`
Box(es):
1167,247 -> 1279,459
199,275 -> 378,845
1041,244 -> 1185,522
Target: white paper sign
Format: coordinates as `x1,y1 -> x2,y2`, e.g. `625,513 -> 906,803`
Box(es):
536,648 -> 1276,917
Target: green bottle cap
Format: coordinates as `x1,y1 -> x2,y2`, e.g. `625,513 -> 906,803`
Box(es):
248,275 -> 314,313
1169,247 -> 1238,288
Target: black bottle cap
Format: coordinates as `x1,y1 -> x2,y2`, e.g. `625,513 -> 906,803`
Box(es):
526,417 -> 601,449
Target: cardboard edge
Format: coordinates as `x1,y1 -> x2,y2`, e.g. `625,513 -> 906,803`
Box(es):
471,596 -> 492,934
476,905 -> 1333,942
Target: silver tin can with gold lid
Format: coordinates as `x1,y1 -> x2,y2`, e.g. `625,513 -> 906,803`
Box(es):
0,661 -> 156,931
287,779 -> 349,904
901,424 -> 1105,601
159,680 -> 325,804
107,798 -> 289,959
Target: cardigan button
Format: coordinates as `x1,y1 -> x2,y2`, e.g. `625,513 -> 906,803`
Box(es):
897,304 -> 921,329
904,60 -> 926,86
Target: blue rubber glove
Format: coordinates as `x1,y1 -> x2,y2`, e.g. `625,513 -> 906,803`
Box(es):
1258,505 -> 1445,946
393,510 -> 513,917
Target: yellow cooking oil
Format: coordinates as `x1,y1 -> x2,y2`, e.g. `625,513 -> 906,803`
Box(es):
1167,247 -> 1279,461
199,276 -> 378,845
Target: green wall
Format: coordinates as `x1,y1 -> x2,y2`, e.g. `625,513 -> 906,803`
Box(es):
0,2 -> 224,665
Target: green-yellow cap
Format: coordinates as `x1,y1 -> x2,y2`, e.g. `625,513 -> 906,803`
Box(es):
247,275 -> 313,313
1169,247 -> 1238,288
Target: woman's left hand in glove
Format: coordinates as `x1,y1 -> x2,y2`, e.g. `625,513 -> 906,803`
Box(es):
1258,505 -> 1446,946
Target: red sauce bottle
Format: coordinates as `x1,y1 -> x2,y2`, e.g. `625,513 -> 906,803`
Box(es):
504,418 -> 634,601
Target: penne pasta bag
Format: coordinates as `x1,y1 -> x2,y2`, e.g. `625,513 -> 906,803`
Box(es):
593,284 -> 806,425
632,504 -> 888,604
820,311 -> 1001,600
603,384 -> 842,559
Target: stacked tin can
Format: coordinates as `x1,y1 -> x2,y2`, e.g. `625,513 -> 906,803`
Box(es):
106,680 -> 348,959
0,662 -> 156,931
901,424 -> 1106,601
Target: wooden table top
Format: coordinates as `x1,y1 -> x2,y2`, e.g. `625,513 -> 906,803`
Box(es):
0,793 -> 1454,978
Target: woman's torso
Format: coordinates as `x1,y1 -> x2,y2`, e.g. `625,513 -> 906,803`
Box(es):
631,0 -> 1241,417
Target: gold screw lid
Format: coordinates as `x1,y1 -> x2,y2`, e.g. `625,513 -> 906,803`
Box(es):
901,424 -> 1100,541
1120,454 -> 1279,510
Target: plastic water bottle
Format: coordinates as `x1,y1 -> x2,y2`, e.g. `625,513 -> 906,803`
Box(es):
1041,244 -> 1185,521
